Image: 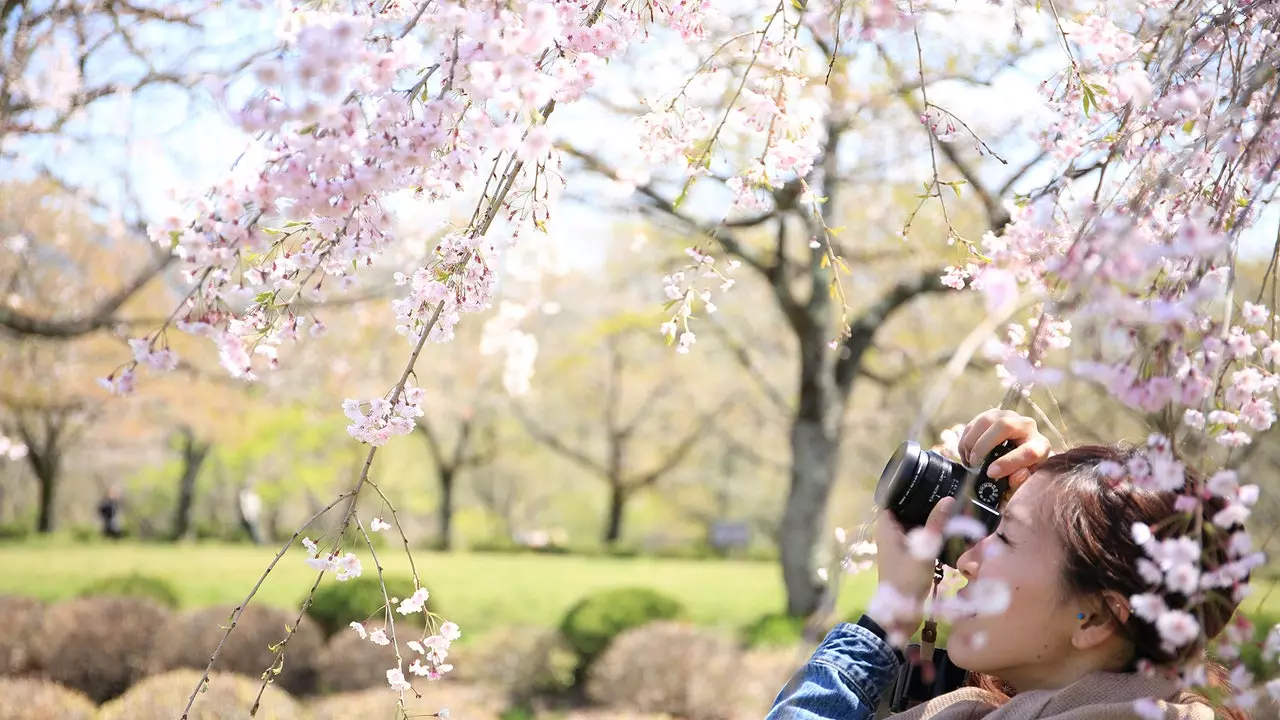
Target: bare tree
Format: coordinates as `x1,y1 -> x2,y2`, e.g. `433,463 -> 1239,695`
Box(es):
567,45 -> 1054,614
170,425 -> 212,541
0,0 -> 268,339
3,397 -> 86,532
516,331 -> 734,545
415,407 -> 498,551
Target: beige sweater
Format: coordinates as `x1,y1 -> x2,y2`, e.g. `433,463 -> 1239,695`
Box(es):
892,671 -> 1215,720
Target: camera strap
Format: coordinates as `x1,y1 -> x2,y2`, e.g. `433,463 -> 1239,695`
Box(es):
921,559 -> 943,662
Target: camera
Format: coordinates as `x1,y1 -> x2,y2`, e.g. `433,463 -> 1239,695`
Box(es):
873,438 -> 1016,568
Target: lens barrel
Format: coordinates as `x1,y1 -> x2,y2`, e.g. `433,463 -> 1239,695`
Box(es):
873,439 -> 1016,566
874,441 -> 966,531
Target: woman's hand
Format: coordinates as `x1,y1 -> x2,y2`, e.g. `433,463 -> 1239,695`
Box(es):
867,496 -> 955,642
957,408 -> 1052,492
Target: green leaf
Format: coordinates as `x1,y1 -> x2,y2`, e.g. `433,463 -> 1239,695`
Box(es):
283,220 -> 308,228
254,291 -> 274,305
1081,84 -> 1096,117
673,177 -> 696,210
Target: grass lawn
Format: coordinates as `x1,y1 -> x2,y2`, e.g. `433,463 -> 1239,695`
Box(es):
0,538 -> 877,638
8,537 -> 1280,648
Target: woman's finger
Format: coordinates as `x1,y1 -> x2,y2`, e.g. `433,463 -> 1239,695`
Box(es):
924,496 -> 956,536
986,434 -> 1052,479
958,416 -> 992,465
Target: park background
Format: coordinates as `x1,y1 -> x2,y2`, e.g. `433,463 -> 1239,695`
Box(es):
4,1 -> 1280,719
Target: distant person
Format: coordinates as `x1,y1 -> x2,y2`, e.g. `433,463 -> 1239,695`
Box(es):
238,486 -> 264,545
97,485 -> 123,540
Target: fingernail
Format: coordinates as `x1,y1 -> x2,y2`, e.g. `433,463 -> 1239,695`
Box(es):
987,462 -> 1002,477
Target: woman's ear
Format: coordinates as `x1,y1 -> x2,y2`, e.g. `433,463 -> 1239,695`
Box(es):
1070,591 -> 1131,651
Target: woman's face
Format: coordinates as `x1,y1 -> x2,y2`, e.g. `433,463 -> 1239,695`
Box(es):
946,471 -> 1085,689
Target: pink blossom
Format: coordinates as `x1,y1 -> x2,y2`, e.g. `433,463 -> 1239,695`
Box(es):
905,527 -> 942,560
1155,609 -> 1201,648
397,587 -> 430,615
386,667 -> 411,691
1130,593 -> 1167,623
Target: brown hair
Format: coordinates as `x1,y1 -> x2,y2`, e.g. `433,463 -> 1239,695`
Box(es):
967,445 -> 1249,719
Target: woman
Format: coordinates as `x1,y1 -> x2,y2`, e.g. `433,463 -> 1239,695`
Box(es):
767,409 -> 1247,720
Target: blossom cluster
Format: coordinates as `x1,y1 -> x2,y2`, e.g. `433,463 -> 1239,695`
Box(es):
301,537 -> 362,581
927,6 -> 1280,709
660,247 -> 740,353
342,386 -> 426,447
348,585 -> 462,687
0,435 -> 27,462
137,0 -> 722,394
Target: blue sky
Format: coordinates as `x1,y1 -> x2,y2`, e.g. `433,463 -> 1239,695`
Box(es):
14,0 -> 1276,275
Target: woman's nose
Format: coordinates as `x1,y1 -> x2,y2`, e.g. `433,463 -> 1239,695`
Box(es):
956,539 -> 983,580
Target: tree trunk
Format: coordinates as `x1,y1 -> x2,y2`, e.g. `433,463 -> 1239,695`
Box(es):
36,469 -> 55,533
603,482 -> 627,545
171,435 -> 210,541
438,467 -> 455,551
779,339 -> 844,617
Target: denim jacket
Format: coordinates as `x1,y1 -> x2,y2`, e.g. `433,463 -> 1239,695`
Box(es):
765,617 -> 902,720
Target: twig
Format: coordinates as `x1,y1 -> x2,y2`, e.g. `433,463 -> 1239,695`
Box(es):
178,491 -> 354,720
366,478 -> 422,588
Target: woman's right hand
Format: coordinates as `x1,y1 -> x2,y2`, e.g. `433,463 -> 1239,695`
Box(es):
957,408 -> 1053,491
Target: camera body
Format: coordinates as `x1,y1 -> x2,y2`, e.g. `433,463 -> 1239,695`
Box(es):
871,438 -> 1018,715
873,438 -> 1016,567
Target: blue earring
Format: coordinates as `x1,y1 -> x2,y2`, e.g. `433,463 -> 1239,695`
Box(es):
1077,612 -> 1086,620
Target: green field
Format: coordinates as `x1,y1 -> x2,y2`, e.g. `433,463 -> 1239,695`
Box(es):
0,539 -> 876,638
8,538 -> 1280,649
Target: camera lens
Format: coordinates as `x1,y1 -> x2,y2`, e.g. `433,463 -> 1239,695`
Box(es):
874,441 -> 967,531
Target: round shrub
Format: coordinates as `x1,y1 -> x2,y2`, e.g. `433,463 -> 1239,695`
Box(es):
0,595 -> 43,676
450,625 -> 576,702
558,587 -> 685,669
32,595 -> 170,703
585,621 -> 742,720
150,604 -> 325,697
0,677 -> 96,720
309,685 -> 501,720
78,573 -> 181,608
741,612 -> 806,649
314,626 -> 399,693
98,669 -> 305,720
306,575 -> 423,638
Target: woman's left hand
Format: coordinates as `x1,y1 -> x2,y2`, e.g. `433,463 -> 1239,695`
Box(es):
958,408 -> 1052,492
868,496 -> 955,640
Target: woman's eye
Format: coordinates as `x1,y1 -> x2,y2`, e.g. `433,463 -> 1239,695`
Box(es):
995,531 -> 1013,545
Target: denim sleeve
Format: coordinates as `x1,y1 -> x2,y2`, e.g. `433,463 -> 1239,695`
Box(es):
764,620 -> 902,720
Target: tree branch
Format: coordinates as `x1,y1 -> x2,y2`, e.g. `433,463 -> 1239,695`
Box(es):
0,249 -> 174,338
834,270 -> 951,391
512,403 -> 607,475
700,315 -> 791,414
628,397 -> 735,490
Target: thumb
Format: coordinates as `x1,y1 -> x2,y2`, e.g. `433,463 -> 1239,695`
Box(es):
924,496 -> 957,537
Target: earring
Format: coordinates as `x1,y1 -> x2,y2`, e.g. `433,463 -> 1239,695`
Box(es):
1077,612 -> 1086,620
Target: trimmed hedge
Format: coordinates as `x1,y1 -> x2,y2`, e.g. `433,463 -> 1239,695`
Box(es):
149,604 -> 325,697
32,596 -> 170,703
558,587 -> 685,672
0,595 -> 43,676
741,612 -> 806,649
98,670 -> 305,720
306,575 -> 424,638
0,677 -> 96,720
78,573 -> 181,608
